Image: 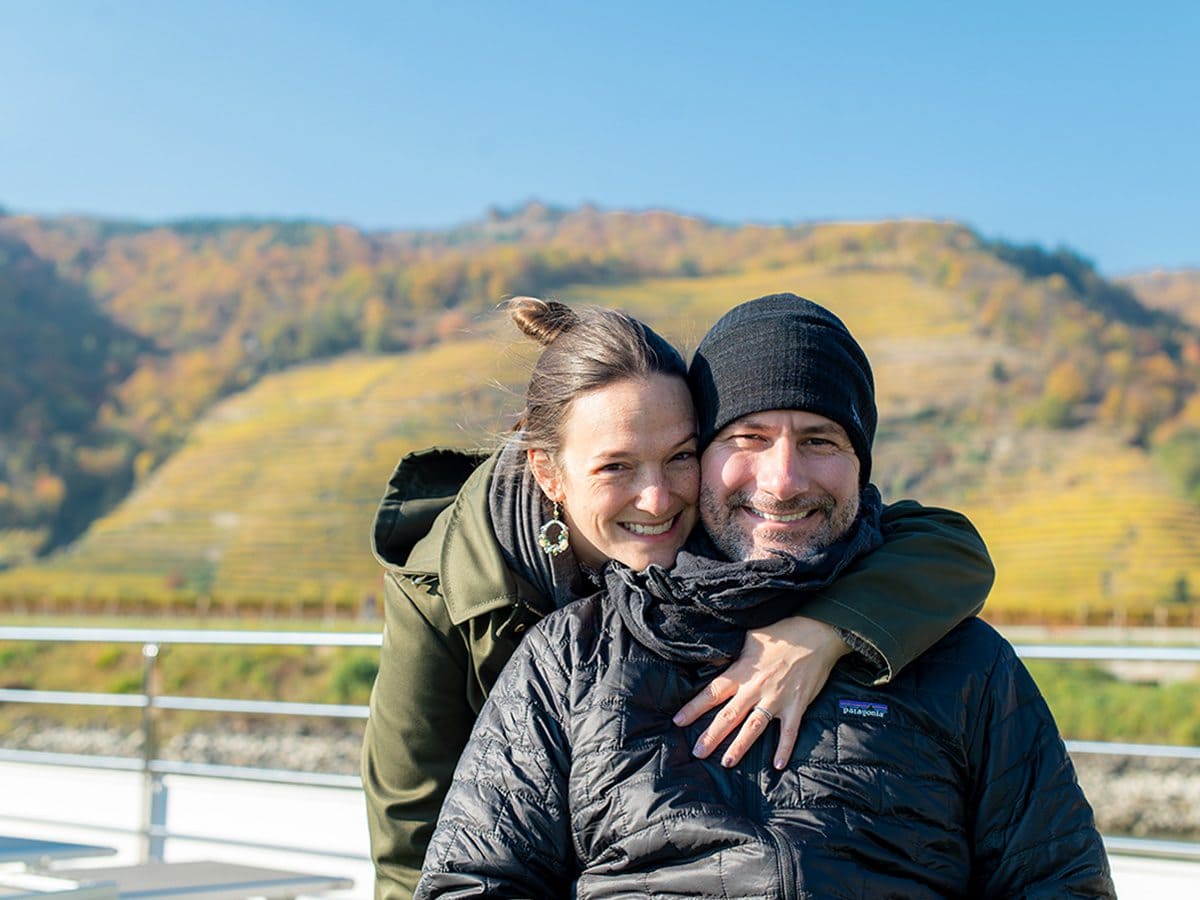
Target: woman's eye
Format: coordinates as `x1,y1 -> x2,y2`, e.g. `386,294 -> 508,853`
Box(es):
670,450 -> 696,462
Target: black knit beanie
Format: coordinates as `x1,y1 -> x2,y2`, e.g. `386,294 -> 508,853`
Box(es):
688,293 -> 877,486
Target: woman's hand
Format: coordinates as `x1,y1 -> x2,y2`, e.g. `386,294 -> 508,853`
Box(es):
673,616 -> 851,770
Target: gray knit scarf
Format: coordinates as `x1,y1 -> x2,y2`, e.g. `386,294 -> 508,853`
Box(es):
487,436 -> 592,610
606,486 -> 885,665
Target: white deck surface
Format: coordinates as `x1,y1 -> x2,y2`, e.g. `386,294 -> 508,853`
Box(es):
2,760 -> 1194,897
0,762 -> 369,899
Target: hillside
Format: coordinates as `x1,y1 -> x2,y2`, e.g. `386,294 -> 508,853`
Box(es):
1123,268 -> 1200,327
2,205 -> 883,554
0,335 -> 524,611
2,245 -> 1199,621
574,267 -> 1200,621
0,233 -> 150,559
1,206 -> 1199,621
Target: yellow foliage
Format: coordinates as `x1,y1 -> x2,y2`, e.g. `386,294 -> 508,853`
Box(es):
1044,361 -> 1089,407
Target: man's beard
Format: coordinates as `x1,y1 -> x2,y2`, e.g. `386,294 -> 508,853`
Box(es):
699,484 -> 859,561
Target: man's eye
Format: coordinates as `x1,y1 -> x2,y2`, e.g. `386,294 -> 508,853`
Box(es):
803,437 -> 841,450
670,450 -> 696,462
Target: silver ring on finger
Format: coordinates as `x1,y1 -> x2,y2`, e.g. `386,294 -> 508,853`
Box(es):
752,705 -> 774,723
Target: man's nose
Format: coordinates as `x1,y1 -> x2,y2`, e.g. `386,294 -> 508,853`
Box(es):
758,441 -> 807,500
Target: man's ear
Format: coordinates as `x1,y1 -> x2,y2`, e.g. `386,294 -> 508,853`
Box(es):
528,448 -> 562,504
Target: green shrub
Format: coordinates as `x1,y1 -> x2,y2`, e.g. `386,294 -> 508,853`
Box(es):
108,673 -> 144,694
330,651 -> 379,704
1154,428 -> 1200,503
1028,660 -> 1200,744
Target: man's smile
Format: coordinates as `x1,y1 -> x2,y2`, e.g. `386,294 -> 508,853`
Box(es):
747,507 -> 815,523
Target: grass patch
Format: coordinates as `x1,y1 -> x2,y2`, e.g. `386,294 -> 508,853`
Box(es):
1030,660 -> 1200,745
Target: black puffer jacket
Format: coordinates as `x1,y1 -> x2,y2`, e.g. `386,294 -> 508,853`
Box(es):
416,595 -> 1113,898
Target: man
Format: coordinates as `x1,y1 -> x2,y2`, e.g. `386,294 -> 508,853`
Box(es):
415,294 -> 1114,898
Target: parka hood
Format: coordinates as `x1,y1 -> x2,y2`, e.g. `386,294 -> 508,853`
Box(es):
371,447 -> 489,567
370,446 -> 547,627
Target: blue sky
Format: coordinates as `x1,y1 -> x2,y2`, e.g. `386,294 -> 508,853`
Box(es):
2,1 -> 1196,275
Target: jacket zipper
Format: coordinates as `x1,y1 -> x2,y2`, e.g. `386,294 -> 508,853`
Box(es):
766,826 -> 799,900
756,736 -> 798,900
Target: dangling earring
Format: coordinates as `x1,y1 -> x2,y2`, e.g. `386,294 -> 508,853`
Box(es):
538,502 -> 570,556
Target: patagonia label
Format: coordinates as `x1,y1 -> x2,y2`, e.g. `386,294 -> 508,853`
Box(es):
839,699 -> 888,720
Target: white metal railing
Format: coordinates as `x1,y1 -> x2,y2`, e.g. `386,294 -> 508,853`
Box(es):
1,626 -> 1197,864
1015,644 -> 1200,662
0,626 -> 376,862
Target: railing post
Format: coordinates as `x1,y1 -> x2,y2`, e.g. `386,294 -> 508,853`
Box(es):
139,642 -> 167,861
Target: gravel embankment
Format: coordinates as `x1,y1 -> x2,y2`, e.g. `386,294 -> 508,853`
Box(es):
4,722 -> 365,776
5,724 -> 1198,841
1074,755 -> 1200,841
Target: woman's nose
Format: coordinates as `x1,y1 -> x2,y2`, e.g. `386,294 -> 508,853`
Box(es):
636,474 -> 672,515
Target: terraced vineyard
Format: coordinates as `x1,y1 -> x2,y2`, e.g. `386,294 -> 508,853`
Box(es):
3,255 -> 1199,623
0,331 -> 529,613
965,434 -> 1200,622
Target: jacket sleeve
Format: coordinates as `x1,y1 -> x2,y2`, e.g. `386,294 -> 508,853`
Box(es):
799,500 -> 995,683
361,571 -> 477,900
415,625 -> 574,899
967,642 -> 1115,898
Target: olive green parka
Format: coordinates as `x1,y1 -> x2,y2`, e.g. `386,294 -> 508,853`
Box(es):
362,447 -> 994,900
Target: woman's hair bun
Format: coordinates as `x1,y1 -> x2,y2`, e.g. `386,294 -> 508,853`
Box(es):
506,296 -> 580,347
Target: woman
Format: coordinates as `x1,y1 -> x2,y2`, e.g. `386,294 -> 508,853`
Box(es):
362,297 -> 993,899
